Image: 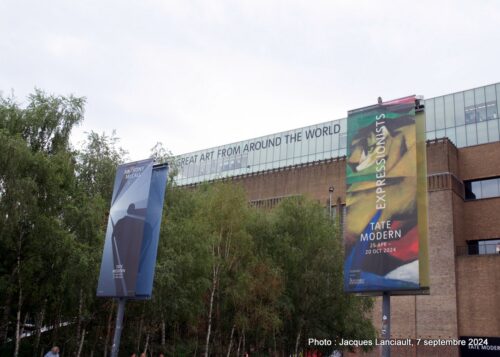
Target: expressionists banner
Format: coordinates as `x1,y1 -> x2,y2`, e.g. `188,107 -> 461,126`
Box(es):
344,96 -> 429,293
97,159 -> 154,297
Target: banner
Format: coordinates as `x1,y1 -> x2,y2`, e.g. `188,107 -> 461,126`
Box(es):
135,164 -> 169,298
97,159 -> 154,297
344,96 -> 429,293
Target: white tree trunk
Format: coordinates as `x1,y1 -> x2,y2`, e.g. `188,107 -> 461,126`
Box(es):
143,333 -> 150,355
204,264 -> 219,357
294,328 -> 301,357
14,233 -> 23,357
76,288 -> 84,344
226,324 -> 235,357
103,300 -> 115,357
76,327 -> 86,357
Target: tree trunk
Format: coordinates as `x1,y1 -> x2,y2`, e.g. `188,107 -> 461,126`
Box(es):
19,312 -> 29,341
226,324 -> 235,357
34,301 -> 46,357
204,264 -> 219,357
136,304 -> 145,352
14,286 -> 22,357
76,327 -> 86,357
294,328 -> 301,357
14,230 -> 23,357
90,326 -> 100,357
103,300 -> 115,357
143,333 -> 150,355
161,319 -> 165,347
52,310 -> 62,347
273,328 -> 277,357
236,332 -> 241,357
242,330 -> 246,357
76,288 -> 84,346
0,291 -> 12,344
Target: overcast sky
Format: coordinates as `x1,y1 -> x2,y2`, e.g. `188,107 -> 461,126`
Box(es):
1,0 -> 499,160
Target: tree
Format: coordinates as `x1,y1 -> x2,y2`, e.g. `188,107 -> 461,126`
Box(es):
0,90 -> 84,356
258,196 -> 376,355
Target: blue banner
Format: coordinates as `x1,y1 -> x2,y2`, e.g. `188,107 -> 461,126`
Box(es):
96,160 -> 169,298
135,164 -> 169,298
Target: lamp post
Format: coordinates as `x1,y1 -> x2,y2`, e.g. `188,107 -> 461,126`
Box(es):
328,186 -> 335,218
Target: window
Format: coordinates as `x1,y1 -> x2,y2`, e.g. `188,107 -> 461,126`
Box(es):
467,239 -> 500,255
464,90 -> 476,123
435,97 -> 445,129
454,92 -> 465,126
331,204 -> 346,234
464,177 -> 500,200
425,98 -> 435,131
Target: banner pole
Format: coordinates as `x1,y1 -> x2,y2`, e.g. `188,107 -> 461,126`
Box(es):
382,292 -> 391,357
111,297 -> 127,357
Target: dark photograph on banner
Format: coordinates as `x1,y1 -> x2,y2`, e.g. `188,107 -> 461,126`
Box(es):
97,159 -> 154,297
135,164 -> 169,298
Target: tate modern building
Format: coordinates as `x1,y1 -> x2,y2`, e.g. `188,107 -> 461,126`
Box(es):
172,82 -> 500,356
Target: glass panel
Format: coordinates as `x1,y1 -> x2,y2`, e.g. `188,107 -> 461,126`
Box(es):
471,181 -> 482,199
454,92 -> 465,126
481,178 -> 499,198
466,124 -> 477,146
445,127 -> 456,145
426,131 -> 436,140
287,131 -> 296,158
435,129 -> 445,139
425,98 -> 435,131
273,135 -> 281,163
339,132 -> 347,149
434,97 -> 445,129
497,84 -> 500,120
488,120 -> 499,142
324,122 -> 333,152
317,124 -> 326,158
475,87 -> 486,103
339,118 -> 347,149
262,135 -> 270,167
444,95 -> 455,128
332,123 -> 340,150
476,103 -> 487,122
294,132 -> 302,158
486,101 -> 498,120
247,148 -> 257,171
309,125 -> 318,159
464,90 -> 476,124
485,85 -> 496,102
280,133 -> 288,161
477,121 -> 488,144
485,85 -> 497,120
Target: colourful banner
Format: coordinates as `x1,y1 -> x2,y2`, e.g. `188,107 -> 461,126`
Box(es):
97,159 -> 155,298
344,96 -> 429,293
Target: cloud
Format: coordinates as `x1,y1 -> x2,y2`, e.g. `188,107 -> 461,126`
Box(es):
1,0 -> 500,159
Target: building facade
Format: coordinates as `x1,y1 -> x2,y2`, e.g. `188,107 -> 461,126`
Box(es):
172,83 -> 500,356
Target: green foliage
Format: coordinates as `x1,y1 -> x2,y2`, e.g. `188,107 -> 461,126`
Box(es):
0,89 -> 375,356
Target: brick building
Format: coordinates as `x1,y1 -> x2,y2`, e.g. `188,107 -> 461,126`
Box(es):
173,83 -> 500,356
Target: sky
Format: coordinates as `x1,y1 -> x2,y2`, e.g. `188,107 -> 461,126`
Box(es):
1,0 -> 500,160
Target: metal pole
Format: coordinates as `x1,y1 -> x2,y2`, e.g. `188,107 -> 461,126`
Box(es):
328,186 -> 334,218
329,191 -> 332,217
382,292 -> 391,357
111,298 -> 126,357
